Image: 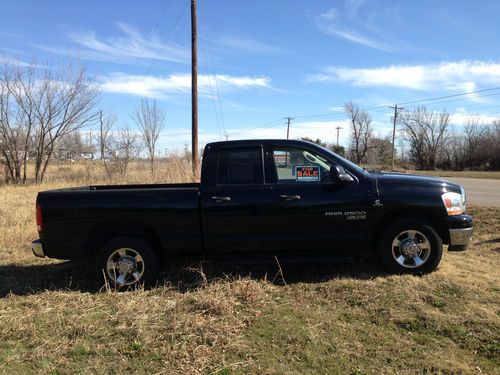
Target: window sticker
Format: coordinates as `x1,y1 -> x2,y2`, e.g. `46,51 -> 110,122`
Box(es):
295,166 -> 320,182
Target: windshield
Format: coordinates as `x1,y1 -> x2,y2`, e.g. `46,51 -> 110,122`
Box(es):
316,145 -> 366,175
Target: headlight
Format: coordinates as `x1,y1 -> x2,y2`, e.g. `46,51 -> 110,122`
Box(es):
441,191 -> 466,216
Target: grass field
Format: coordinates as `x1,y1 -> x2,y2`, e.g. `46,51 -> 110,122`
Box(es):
0,163 -> 499,374
405,170 -> 500,180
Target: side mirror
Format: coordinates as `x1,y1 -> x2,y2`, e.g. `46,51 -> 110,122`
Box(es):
329,165 -> 354,184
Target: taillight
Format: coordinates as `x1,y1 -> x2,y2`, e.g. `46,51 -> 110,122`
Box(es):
36,204 -> 43,232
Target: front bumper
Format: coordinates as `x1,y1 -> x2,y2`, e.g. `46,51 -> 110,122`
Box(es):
446,214 -> 473,251
31,239 -> 45,257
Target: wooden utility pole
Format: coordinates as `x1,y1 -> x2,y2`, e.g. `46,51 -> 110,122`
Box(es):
389,105 -> 403,171
191,0 -> 199,176
335,126 -> 342,147
285,117 -> 294,139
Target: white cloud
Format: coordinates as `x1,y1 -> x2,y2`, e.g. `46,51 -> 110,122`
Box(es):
307,61 -> 500,92
227,120 -> 351,146
0,55 -> 33,68
99,73 -> 271,99
314,3 -> 397,51
203,34 -> 287,55
156,128 -> 222,153
35,23 -> 189,65
450,109 -> 500,126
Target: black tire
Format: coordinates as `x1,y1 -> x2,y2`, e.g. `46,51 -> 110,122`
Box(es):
97,236 -> 160,289
377,219 -> 443,274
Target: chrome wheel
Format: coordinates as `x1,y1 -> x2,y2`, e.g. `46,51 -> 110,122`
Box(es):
106,248 -> 145,286
391,230 -> 431,269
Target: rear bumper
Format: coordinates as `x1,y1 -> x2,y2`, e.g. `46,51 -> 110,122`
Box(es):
31,239 -> 45,257
446,215 -> 473,251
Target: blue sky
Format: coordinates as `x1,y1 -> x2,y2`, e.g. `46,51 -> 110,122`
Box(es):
2,0 -> 500,152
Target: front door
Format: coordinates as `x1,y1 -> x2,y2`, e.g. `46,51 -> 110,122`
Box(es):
268,146 -> 373,252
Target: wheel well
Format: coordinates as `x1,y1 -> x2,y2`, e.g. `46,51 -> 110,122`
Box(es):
87,221 -> 166,264
370,209 -> 450,247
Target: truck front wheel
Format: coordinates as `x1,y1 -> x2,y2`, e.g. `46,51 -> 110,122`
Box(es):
97,237 -> 159,289
378,219 -> 443,274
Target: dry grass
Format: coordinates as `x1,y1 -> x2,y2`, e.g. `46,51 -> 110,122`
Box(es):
0,162 -> 499,374
402,170 -> 500,180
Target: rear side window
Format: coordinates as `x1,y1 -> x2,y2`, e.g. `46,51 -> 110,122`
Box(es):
217,148 -> 264,185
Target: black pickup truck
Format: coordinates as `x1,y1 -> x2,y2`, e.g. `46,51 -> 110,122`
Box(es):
32,139 -> 473,287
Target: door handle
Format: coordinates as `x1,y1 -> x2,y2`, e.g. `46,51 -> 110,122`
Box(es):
280,194 -> 301,201
211,196 -> 231,202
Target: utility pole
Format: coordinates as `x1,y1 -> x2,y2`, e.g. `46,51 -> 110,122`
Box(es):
191,0 -> 198,176
389,104 -> 403,171
335,126 -> 342,147
284,117 -> 294,139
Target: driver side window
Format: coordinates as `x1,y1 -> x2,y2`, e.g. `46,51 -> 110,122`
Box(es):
272,148 -> 334,184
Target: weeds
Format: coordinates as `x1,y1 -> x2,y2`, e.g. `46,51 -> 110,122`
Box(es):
0,167 -> 499,374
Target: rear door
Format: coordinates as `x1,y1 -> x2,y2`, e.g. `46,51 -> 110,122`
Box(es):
202,145 -> 276,253
267,145 -> 373,252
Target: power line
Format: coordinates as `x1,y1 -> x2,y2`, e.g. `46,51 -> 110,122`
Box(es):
131,0 -> 172,74
399,91 -> 500,110
205,68 -> 222,139
229,118 -> 284,137
205,37 -> 227,139
217,86 -> 500,140
198,39 -> 222,140
396,86 -> 500,106
291,86 -> 500,120
143,0 -> 190,77
213,74 -> 227,139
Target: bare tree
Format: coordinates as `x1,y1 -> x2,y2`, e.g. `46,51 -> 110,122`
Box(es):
463,115 -> 486,168
32,64 -> 99,183
400,107 -> 452,170
345,101 -> 373,164
0,59 -> 99,183
107,127 -> 142,175
482,119 -> 500,170
133,99 -> 166,172
367,135 -> 393,167
0,61 -> 37,183
98,110 -> 115,160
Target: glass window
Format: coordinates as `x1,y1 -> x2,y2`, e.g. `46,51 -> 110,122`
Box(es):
217,148 -> 264,185
272,148 -> 334,183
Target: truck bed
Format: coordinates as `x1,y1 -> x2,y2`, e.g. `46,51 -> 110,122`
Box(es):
37,182 -> 202,259
89,183 -> 200,191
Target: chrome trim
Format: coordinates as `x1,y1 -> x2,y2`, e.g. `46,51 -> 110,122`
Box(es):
31,240 -> 45,257
106,248 -> 145,286
449,227 -> 473,246
391,229 -> 431,269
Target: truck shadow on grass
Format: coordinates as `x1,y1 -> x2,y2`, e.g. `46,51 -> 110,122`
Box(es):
0,257 -> 384,298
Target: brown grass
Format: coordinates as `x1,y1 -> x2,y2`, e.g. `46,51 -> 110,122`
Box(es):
401,170 -> 500,180
0,162 -> 499,374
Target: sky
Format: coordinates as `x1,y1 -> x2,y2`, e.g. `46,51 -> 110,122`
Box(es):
1,0 -> 500,153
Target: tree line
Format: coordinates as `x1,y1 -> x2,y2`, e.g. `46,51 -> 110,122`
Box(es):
2,59 -> 499,184
0,60 -> 166,183
344,101 -> 500,170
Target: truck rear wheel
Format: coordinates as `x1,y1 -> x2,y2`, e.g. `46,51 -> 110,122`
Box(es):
377,219 -> 443,274
97,237 -> 159,289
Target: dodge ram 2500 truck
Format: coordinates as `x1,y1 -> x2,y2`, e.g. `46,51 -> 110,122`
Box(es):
31,139 -> 473,287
